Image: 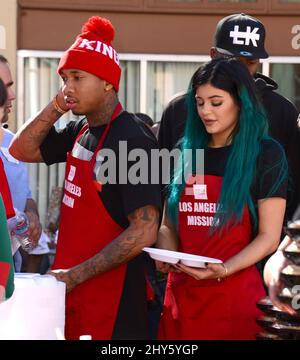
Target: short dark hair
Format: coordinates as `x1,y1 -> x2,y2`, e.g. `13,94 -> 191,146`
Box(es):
135,112 -> 154,127
0,78 -> 7,107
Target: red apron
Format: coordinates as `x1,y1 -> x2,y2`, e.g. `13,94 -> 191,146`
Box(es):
52,103 -> 128,340
0,158 -> 15,219
159,175 -> 265,340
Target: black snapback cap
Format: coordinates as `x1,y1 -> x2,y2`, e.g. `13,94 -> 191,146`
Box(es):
213,13 -> 268,59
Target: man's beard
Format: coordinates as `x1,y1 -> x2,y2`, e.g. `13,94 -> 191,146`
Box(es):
72,110 -> 83,116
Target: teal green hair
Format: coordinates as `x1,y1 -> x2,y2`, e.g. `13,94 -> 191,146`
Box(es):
168,58 -> 287,232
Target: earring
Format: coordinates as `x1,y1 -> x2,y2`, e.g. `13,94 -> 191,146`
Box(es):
105,84 -> 113,91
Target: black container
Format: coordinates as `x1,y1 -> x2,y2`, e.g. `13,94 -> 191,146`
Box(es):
284,225 -> 300,242
283,249 -> 300,266
256,223 -> 300,339
268,323 -> 300,340
256,332 -> 282,340
269,305 -> 300,325
256,297 -> 274,315
280,265 -> 300,288
256,316 -> 277,332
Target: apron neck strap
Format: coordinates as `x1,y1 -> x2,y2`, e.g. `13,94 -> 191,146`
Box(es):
91,102 -> 123,162
74,123 -> 89,145
73,102 -> 123,158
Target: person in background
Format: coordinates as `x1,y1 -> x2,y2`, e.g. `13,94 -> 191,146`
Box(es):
158,13 -> 300,220
0,78 -> 14,301
0,77 -> 15,220
10,16 -> 161,340
136,112 -> 160,139
136,112 -> 154,128
156,58 -> 287,340
0,55 -> 43,272
0,197 -> 14,302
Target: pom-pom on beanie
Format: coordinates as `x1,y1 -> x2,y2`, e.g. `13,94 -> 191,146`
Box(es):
57,16 -> 121,92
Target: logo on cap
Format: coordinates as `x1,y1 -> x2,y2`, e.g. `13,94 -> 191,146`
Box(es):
230,25 -> 260,47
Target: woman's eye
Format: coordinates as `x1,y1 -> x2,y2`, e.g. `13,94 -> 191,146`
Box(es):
212,102 -> 222,107
196,102 -> 204,107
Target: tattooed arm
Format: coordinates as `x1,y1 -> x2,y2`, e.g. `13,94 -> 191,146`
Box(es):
9,92 -> 67,162
48,205 -> 160,292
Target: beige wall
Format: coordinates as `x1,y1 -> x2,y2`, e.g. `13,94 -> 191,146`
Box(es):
0,0 -> 17,130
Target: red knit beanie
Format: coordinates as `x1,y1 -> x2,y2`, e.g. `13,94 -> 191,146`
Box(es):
57,16 -> 121,92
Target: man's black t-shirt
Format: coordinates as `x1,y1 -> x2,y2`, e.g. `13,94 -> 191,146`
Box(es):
40,110 -> 162,340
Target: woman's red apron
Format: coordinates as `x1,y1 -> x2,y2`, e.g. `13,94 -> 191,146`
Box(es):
159,175 -> 265,340
52,103 -> 128,340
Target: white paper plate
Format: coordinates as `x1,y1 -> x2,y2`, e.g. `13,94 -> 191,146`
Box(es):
143,247 -> 222,268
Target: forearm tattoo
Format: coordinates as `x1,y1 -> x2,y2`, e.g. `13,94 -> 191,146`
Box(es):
25,105 -> 60,148
70,205 -> 160,286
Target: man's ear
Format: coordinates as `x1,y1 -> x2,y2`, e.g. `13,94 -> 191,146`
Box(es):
104,82 -> 113,91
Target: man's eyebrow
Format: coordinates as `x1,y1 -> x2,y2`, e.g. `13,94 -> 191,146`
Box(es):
60,70 -> 82,75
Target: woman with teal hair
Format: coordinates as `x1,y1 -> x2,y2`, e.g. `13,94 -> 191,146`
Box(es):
157,58 -> 287,340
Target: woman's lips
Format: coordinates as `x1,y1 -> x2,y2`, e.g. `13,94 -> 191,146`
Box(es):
203,119 -> 217,126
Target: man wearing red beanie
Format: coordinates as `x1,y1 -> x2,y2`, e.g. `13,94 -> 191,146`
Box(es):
10,16 -> 162,340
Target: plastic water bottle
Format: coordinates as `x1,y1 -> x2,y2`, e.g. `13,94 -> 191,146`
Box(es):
9,209 -> 33,252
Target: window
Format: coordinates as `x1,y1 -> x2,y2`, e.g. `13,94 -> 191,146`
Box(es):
118,61 -> 140,113
269,63 -> 300,110
147,61 -> 201,121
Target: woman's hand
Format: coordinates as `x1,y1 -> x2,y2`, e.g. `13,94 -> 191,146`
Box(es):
174,262 -> 228,281
155,260 -> 181,274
